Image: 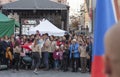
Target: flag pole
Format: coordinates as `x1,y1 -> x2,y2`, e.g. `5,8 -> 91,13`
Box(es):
91,0 -> 94,34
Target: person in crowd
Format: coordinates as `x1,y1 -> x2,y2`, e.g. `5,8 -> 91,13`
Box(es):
10,36 -> 15,52
74,34 -> 78,40
49,36 -> 56,69
16,36 -> 21,44
38,35 -> 44,68
30,35 -> 35,42
23,40 -> 30,54
61,36 -> 66,45
2,36 -> 10,65
86,37 -> 92,72
53,46 -> 60,70
13,40 -> 21,71
38,35 -> 44,48
62,41 -> 69,72
0,38 -> 2,63
20,48 -> 26,63
42,33 -> 51,70
36,30 -> 41,36
20,38 -> 25,45
35,34 -> 41,54
56,38 -> 61,46
59,45 -> 64,70
69,39 -> 80,72
64,32 -> 70,41
79,41 -> 87,73
0,38 -> 5,64
31,39 -> 41,74
6,47 -> 13,69
11,34 -> 16,41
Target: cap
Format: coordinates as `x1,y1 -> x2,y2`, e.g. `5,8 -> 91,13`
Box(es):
72,39 -> 77,42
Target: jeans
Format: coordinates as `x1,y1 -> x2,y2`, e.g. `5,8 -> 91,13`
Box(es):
63,58 -> 68,71
13,53 -> 20,70
49,52 -> 54,69
81,57 -> 87,73
54,60 -> 59,69
43,52 -> 49,68
71,58 -> 79,72
32,52 -> 40,69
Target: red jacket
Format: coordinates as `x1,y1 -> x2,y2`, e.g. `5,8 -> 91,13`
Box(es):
53,50 -> 60,60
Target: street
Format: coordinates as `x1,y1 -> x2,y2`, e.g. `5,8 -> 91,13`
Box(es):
0,70 -> 90,77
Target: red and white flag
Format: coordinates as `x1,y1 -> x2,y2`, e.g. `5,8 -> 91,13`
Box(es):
22,43 -> 33,50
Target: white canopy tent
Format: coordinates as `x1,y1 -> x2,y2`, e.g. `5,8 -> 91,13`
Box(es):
29,19 -> 66,36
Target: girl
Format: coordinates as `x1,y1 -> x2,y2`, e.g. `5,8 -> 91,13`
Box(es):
13,40 -> 21,71
31,39 -> 41,74
53,46 -> 60,70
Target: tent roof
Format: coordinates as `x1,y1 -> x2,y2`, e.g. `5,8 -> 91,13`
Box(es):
2,0 -> 69,10
15,21 -> 20,27
29,19 -> 65,36
0,12 -> 12,22
0,12 -> 20,27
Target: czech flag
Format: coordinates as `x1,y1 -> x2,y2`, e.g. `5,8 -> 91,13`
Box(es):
22,43 -> 33,50
92,0 -> 118,77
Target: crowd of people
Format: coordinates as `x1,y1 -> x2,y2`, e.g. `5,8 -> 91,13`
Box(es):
0,31 -> 93,74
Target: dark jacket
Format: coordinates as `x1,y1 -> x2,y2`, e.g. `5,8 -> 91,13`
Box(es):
2,41 -> 10,52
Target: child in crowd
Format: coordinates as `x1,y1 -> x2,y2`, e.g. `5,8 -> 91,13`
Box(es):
13,41 -> 21,71
53,46 -> 60,70
59,45 -> 64,70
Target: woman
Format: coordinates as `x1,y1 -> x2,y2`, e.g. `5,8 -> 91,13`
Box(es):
13,40 -> 21,71
49,36 -> 56,69
69,39 -> 80,72
31,39 -> 41,74
79,41 -> 87,73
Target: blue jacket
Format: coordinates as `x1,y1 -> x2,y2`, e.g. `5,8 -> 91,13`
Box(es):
69,43 -> 80,58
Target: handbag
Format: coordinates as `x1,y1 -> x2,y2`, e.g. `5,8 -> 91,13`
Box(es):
86,53 -> 90,59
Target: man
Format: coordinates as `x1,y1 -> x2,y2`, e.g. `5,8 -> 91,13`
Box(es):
104,22 -> 120,77
69,39 -> 80,72
0,38 -> 4,64
42,33 -> 51,70
36,30 -> 41,36
86,37 -> 92,72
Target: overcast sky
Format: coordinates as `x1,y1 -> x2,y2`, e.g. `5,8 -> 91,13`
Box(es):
67,0 -> 84,15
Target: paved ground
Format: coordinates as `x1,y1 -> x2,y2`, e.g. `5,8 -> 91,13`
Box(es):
0,70 -> 90,77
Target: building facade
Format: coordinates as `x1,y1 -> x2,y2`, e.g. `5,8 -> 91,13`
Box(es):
51,0 -> 67,4
80,0 -> 91,33
84,0 -> 92,33
2,0 -> 69,35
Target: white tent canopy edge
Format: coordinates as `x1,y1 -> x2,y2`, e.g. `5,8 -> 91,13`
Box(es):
29,19 -> 66,36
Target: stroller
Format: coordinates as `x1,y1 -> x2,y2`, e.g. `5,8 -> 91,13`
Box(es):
21,53 -> 32,70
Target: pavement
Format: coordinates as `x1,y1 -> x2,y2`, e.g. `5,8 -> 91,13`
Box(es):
0,70 -> 90,77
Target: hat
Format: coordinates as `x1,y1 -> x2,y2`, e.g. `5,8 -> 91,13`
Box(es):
72,39 -> 77,42
56,46 -> 59,49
